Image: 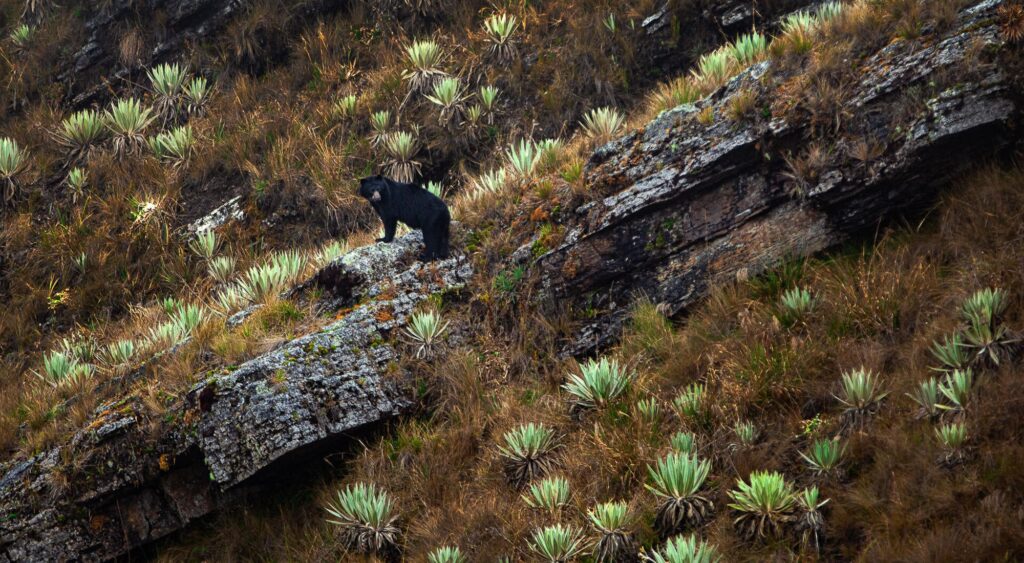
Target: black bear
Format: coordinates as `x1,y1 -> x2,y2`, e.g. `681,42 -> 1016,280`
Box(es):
358,175 -> 450,261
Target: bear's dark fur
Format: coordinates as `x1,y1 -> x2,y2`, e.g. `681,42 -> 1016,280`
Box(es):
358,175 -> 451,261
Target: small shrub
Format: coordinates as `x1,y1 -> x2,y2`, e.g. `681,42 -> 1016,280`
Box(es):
56,109 -> 107,157
799,437 -> 845,477
646,534 -> 721,563
506,138 -> 540,181
937,368 -> 973,414
961,288 -> 1014,366
383,131 -> 421,183
522,476 -> 571,516
581,107 -> 625,144
670,432 -> 696,454
778,286 -> 816,327
908,376 -> 942,419
324,483 -> 400,556
428,546 -> 467,563
483,12 -> 518,62
930,333 -> 969,372
635,397 -> 662,425
935,422 -> 967,464
148,125 -> 196,166
425,76 -> 467,126
184,76 -> 211,116
727,470 -> 797,541
403,40 -> 446,93
648,76 -> 702,114
106,98 -> 156,159
796,486 -> 829,554
369,110 -> 391,147
835,367 -> 887,429
148,62 -> 189,119
404,310 -> 449,358
314,239 -> 349,267
732,420 -> 758,448
562,357 -> 631,412
645,452 -> 714,536
10,24 -> 33,51
188,230 -> 219,260
498,423 -> 560,488
672,385 -> 710,432
728,32 -> 768,67
0,137 -> 28,203
587,501 -> 636,563
208,256 -> 237,284
528,524 -> 589,562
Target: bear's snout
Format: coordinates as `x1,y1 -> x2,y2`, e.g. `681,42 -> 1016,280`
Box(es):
370,191 -> 381,202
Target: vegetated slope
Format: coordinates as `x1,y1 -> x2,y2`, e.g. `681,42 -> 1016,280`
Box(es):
0,0 -> 801,461
0,0 -> 1022,561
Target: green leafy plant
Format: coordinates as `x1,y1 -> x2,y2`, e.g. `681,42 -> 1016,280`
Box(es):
522,476 -> 571,516
581,107 -> 625,144
428,546 -> 467,563
332,94 -> 358,119
483,12 -> 519,62
56,109 -> 107,157
148,125 -> 196,166
404,310 -> 449,358
472,168 -> 506,197
10,24 -> 32,50
66,167 -> 88,201
562,357 -> 631,411
506,138 -> 540,180
528,524 -> 589,563
961,288 -> 1015,366
690,48 -> 734,89
727,470 -> 797,541
208,255 -> 237,284
188,230 -> 219,260
930,333 -> 969,372
0,137 -> 28,203
645,452 -> 714,536
648,76 -> 703,114
635,397 -> 662,425
147,62 -> 189,119
835,367 -> 888,429
646,534 -> 721,563
587,501 -> 636,563
183,76 -> 211,116
935,422 -> 967,464
314,239 -> 349,267
101,339 -> 136,370
36,350 -> 95,388
402,39 -> 445,93
778,11 -> 818,54
728,31 -> 768,67
105,98 -> 157,159
425,76 -> 467,126
479,85 -> 500,122
369,110 -> 391,147
732,420 -> 758,448
796,486 -> 829,554
937,368 -> 973,414
383,131 -> 421,183
324,482 -> 400,556
670,432 -> 696,454
498,423 -> 560,488
799,437 -> 845,477
779,287 -> 817,327
672,383 -> 706,424
908,376 -> 942,419
424,181 -> 444,199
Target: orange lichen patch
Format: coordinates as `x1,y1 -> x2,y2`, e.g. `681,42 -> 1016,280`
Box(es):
334,306 -> 354,319
90,515 -> 107,533
375,308 -> 394,323
377,289 -> 397,301
182,408 -> 199,426
159,453 -> 172,472
530,206 -> 550,222
85,409 -> 115,432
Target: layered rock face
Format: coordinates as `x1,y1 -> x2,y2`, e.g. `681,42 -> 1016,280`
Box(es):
540,0 -> 1020,352
0,234 -> 470,561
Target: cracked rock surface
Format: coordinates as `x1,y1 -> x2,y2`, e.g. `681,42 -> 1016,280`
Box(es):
0,233 -> 470,561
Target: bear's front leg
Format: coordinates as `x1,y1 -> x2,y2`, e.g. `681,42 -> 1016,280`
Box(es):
376,217 -> 397,243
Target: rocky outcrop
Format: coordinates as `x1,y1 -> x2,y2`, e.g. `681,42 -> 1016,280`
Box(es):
540,0 -> 1021,353
0,233 -> 470,561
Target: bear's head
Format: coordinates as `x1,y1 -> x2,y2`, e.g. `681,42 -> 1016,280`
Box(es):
358,175 -> 389,203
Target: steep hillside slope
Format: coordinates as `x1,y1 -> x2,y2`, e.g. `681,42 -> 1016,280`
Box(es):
0,0 -> 1022,561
